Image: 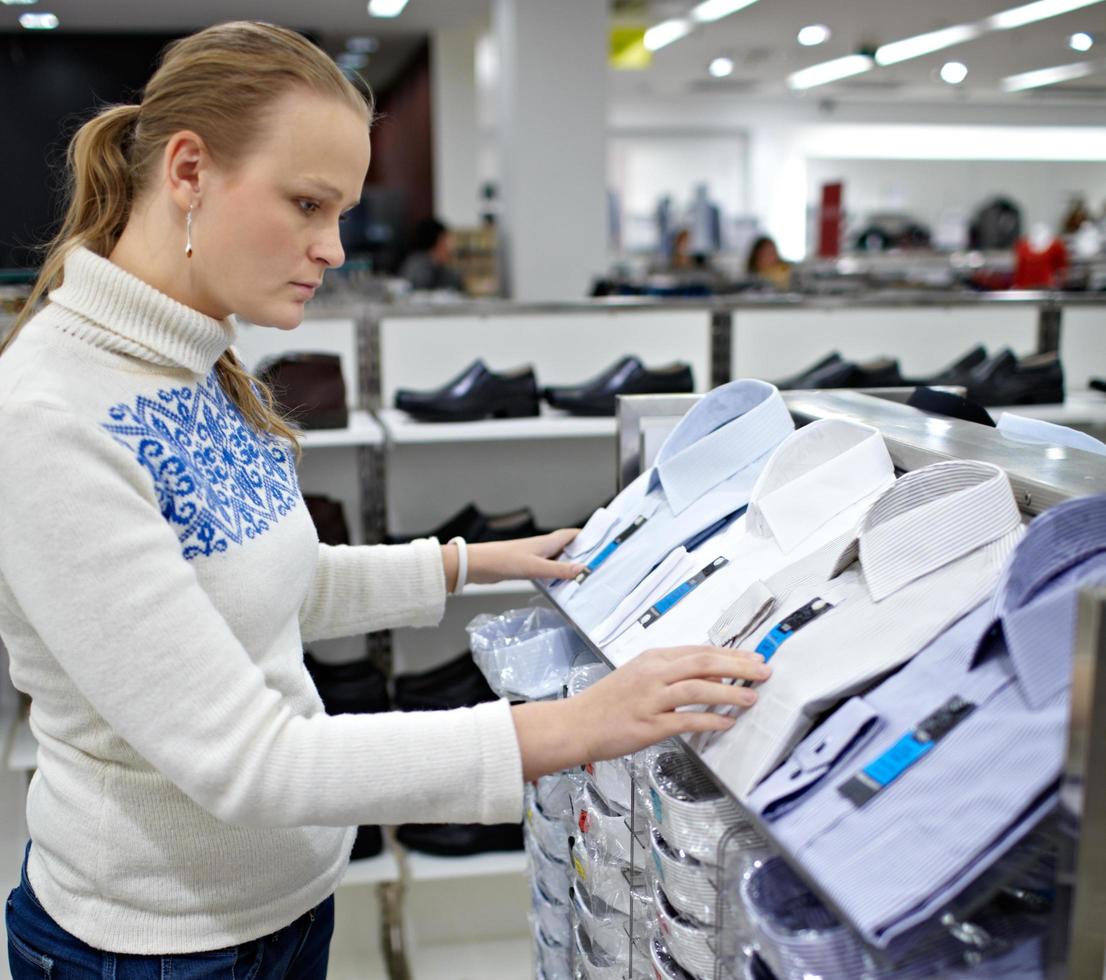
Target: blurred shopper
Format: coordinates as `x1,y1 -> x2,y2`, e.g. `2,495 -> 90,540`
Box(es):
747,235 -> 791,290
400,216 -> 465,293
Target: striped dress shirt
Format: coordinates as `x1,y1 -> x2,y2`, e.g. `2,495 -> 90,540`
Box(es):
551,380 -> 794,632
599,420 -> 895,665
745,492 -> 1106,948
693,460 -> 1025,799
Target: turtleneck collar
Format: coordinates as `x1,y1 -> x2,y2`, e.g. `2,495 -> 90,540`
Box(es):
47,247 -> 236,375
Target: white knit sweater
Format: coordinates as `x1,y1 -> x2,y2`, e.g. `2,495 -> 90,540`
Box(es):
0,248 -> 524,954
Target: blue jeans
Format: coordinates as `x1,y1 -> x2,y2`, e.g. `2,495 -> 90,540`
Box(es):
6,844 -> 334,980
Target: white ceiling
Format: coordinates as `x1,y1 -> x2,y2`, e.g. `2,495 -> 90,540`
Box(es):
2,0 -> 1105,105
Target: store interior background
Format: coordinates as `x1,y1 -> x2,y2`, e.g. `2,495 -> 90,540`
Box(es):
2,0 -> 1106,978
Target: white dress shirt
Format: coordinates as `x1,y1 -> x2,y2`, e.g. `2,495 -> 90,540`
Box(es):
599,420 -> 896,665
997,412 -> 1106,456
552,380 -> 794,632
693,460 -> 1024,798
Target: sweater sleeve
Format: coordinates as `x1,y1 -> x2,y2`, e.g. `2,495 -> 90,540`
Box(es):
298,540 -> 447,641
0,399 -> 523,828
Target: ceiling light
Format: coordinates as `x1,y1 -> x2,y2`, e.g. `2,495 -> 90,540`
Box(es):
1001,60 -> 1095,89
346,36 -> 380,54
691,0 -> 759,23
988,0 -> 1106,31
19,11 -> 57,27
875,24 -> 982,65
797,24 -> 831,46
1069,31 -> 1094,50
1,0 -> 38,5
940,61 -> 969,83
709,56 -> 735,77
644,18 -> 692,51
367,0 -> 408,18
787,53 -> 874,90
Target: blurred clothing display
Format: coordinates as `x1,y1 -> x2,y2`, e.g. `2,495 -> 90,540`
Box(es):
1013,235 -> 1068,289
970,197 -> 1022,250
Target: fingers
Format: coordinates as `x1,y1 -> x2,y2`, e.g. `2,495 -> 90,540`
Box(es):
538,527 -> 580,555
661,678 -> 758,712
648,646 -> 770,684
532,557 -> 586,581
662,710 -> 738,736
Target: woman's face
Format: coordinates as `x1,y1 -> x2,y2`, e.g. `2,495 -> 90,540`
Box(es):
754,241 -> 779,271
190,89 -> 371,330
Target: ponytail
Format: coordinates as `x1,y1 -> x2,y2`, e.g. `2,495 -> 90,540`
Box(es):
2,104 -> 140,352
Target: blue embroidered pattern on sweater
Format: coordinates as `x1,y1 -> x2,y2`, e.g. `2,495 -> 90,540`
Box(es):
102,371 -> 300,559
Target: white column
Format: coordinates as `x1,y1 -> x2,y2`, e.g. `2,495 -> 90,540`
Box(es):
493,0 -> 609,300
431,26 -> 481,228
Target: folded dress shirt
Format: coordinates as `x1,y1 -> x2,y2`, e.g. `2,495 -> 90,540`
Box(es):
551,380 -> 794,632
745,492 -> 1106,947
996,412 -> 1106,456
693,459 -> 1024,798
600,420 -> 895,665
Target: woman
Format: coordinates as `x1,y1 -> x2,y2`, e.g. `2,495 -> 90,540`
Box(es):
746,235 -> 791,290
0,22 -> 767,978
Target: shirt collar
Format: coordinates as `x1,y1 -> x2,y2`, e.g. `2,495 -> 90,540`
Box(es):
745,420 -> 895,554
48,246 -> 236,375
995,494 -> 1106,707
648,379 -> 794,516
831,460 -> 1022,602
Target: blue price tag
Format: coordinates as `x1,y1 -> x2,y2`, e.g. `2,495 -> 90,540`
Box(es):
575,515 -> 648,584
639,556 -> 729,628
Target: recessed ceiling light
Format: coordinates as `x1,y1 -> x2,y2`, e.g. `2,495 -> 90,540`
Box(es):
940,61 -> 969,83
1002,60 -> 1095,89
19,11 -> 57,28
644,18 -> 692,51
346,36 -> 380,54
709,56 -> 735,77
875,24 -> 982,66
1069,31 -> 1094,50
367,0 -> 408,18
989,0 -> 1106,31
691,0 -> 759,23
1,0 -> 38,6
797,24 -> 831,47
787,53 -> 874,90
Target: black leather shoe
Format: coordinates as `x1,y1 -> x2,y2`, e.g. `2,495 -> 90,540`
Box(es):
396,821 -> 524,857
775,352 -> 854,390
395,360 -> 540,422
386,503 -> 538,545
392,650 -> 497,712
966,349 -> 1064,406
849,357 -> 907,388
907,387 -> 996,426
1090,378 -> 1106,395
907,345 -> 988,388
544,356 -> 694,416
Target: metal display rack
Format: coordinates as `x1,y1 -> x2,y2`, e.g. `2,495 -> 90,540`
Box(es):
540,389 -> 1106,980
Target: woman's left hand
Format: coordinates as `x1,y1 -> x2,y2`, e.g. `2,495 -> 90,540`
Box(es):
464,528 -> 585,585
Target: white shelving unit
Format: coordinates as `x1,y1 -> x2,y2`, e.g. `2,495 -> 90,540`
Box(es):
405,849 -> 528,882
340,850 -> 400,888
376,407 -> 615,444
463,581 -> 536,598
299,410 -> 384,449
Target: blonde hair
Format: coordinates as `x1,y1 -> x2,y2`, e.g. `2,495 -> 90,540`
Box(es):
1,21 -> 373,451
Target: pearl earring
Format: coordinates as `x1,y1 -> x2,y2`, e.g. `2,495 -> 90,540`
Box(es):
185,204 -> 194,259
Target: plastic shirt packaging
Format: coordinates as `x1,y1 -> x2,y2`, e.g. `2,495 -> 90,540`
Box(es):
534,771 -> 577,823
571,881 -> 630,961
585,755 -> 632,811
566,659 -> 610,696
527,786 -> 569,859
648,750 -> 764,863
531,874 -> 572,949
571,835 -> 633,914
574,780 -> 633,865
574,922 -> 625,980
526,830 -> 572,906
650,932 -> 709,980
466,606 -> 596,700
534,919 -> 572,980
652,878 -> 717,979
649,826 -> 723,926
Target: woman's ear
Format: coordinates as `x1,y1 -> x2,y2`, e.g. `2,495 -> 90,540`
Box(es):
164,130 -> 208,213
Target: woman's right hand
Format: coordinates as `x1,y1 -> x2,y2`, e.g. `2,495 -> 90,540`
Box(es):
511,646 -> 770,782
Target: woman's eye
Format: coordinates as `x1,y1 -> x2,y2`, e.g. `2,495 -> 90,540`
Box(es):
297,199 -> 320,215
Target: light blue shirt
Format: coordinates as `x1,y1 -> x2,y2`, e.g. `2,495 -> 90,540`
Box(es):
746,492 -> 1106,948
552,380 -> 794,632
